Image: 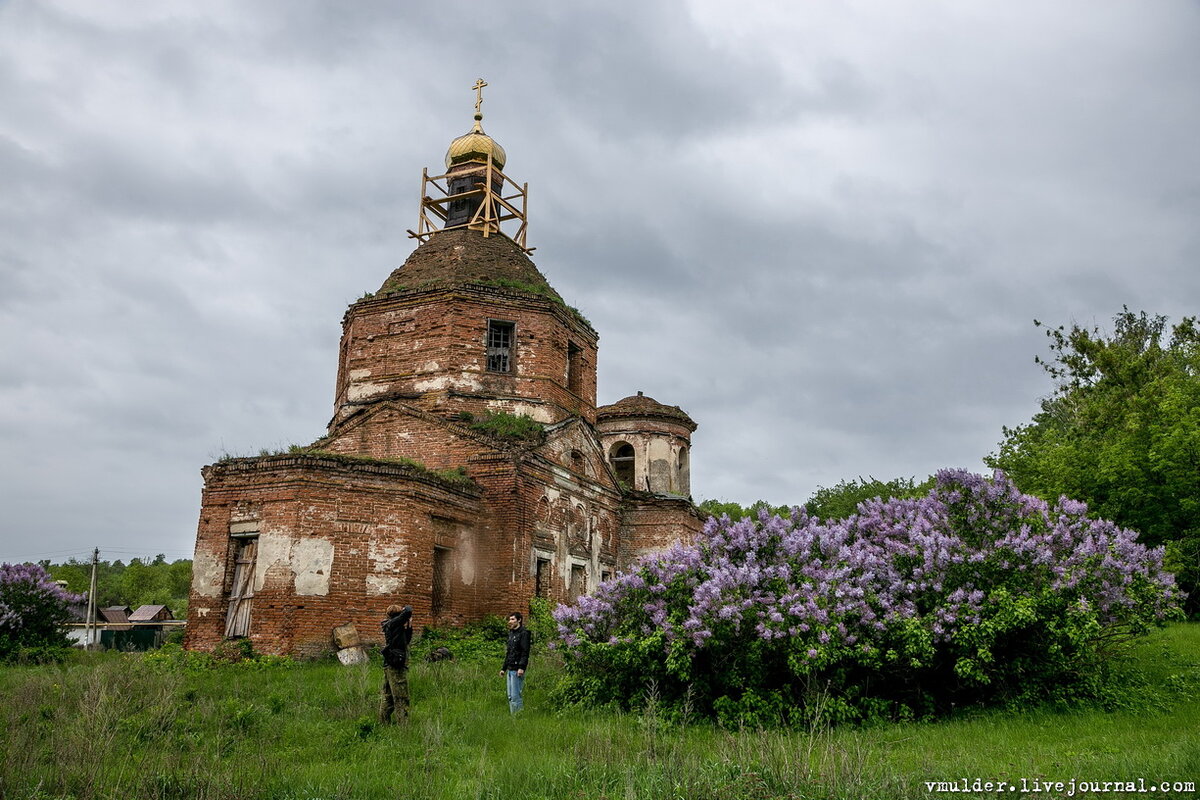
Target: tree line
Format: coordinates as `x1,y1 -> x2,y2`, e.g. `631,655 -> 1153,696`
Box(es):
43,555 -> 192,616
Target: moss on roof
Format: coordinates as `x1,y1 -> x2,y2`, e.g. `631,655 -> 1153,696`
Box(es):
371,228 -> 593,330
212,448 -> 477,492
377,228 -> 561,300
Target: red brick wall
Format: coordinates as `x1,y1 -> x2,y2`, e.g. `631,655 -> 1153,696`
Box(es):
185,454 -> 487,657
619,497 -> 705,563
320,403 -> 500,471
332,287 -> 598,427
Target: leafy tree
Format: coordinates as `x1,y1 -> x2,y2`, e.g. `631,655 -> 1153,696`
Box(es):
700,478 -> 932,526
166,560 -> 193,601
697,499 -> 790,522
120,558 -> 168,608
802,476 -> 933,521
0,563 -> 84,662
987,309 -> 1200,614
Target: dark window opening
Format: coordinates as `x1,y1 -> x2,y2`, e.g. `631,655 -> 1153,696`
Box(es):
567,341 -> 583,395
432,546 -> 451,616
446,173 -> 485,228
487,320 -> 514,373
569,564 -> 586,601
601,570 -> 612,584
610,442 -> 635,487
535,558 -> 550,598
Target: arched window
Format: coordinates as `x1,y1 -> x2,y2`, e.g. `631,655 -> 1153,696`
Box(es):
568,505 -> 586,547
610,442 -> 635,487
676,447 -> 689,494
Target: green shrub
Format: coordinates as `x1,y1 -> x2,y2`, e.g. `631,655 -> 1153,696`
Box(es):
466,411 -> 545,444
411,617 -> 507,664
556,470 -> 1182,726
0,562 -> 83,663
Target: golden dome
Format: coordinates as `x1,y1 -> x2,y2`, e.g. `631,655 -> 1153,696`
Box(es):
445,114 -> 507,171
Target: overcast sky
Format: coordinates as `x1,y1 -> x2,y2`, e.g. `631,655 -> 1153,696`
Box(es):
2,1 -> 1197,565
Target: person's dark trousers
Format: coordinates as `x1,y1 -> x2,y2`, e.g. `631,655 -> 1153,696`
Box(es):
380,665 -> 410,723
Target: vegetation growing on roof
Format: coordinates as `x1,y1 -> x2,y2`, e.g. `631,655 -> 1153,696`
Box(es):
457,411 -> 545,444
478,277 -> 560,301
474,278 -> 592,328
215,447 -> 475,489
565,304 -> 592,328
372,273 -> 591,328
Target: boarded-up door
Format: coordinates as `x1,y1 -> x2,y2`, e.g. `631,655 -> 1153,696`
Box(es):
224,537 -> 257,638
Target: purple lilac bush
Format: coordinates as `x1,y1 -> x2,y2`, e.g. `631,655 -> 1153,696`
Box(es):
0,562 -> 85,661
553,470 -> 1182,725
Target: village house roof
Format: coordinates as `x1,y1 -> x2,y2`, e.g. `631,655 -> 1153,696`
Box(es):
129,605 -> 173,622
99,606 -> 133,630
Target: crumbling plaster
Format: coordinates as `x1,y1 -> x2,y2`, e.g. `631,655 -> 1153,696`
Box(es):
255,534 -> 334,596
191,548 -> 225,598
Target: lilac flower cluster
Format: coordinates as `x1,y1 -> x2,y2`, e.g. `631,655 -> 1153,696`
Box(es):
0,562 -> 85,656
553,470 -> 1181,718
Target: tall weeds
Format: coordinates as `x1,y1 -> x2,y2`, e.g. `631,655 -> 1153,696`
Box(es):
0,624 -> 1196,799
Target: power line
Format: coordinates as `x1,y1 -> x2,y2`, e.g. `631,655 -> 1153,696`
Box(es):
2,546 -> 194,562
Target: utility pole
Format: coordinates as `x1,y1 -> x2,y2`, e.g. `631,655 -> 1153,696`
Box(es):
85,548 -> 99,650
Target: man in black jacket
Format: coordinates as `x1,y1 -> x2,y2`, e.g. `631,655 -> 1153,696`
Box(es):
380,604 -> 413,723
499,611 -> 531,713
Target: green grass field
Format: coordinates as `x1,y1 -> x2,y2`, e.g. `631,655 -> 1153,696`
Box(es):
2,624 -> 1198,800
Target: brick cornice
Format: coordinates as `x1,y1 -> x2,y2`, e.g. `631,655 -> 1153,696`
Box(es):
347,282 -> 597,341
202,452 -> 481,498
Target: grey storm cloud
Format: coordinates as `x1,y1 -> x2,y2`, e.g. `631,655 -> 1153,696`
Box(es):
1,0 -> 1198,563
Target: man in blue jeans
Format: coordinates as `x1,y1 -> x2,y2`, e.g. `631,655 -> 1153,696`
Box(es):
499,611 -> 531,713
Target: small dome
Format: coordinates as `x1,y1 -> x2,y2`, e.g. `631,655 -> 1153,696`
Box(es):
597,391 -> 697,431
445,115 -> 507,171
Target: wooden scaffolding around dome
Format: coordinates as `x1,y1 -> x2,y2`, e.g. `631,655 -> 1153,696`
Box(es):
407,156 -> 530,252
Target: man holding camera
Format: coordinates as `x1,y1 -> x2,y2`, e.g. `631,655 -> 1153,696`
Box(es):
380,604 -> 413,723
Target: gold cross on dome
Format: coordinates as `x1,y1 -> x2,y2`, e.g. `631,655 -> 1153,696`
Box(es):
472,78 -> 488,116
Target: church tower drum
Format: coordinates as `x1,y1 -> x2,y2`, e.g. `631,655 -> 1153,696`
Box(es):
330,82 -> 598,436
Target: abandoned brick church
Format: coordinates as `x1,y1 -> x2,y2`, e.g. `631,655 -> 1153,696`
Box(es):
185,87 -> 703,656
